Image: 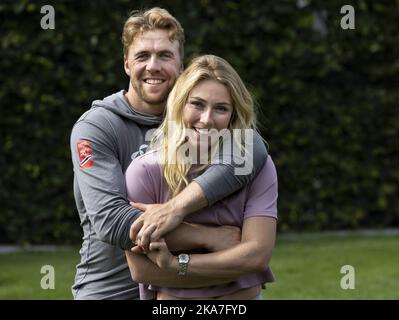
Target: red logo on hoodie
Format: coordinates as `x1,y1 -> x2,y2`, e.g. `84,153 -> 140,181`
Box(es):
77,140 -> 94,169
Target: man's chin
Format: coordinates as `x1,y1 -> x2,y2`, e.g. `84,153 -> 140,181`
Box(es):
142,93 -> 168,105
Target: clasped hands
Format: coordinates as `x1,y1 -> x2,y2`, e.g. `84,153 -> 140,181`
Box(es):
129,201 -> 183,253
129,201 -> 182,270
129,200 -> 242,269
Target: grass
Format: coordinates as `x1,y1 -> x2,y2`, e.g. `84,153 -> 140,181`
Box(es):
0,248 -> 79,300
264,233 -> 399,299
0,233 -> 398,299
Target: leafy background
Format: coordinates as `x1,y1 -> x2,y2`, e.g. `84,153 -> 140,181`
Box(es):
1,0 -> 398,244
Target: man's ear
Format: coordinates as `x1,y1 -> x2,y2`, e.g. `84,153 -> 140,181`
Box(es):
124,56 -> 131,76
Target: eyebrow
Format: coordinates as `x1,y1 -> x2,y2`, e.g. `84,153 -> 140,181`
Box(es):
158,50 -> 175,56
133,50 -> 175,58
190,96 -> 232,106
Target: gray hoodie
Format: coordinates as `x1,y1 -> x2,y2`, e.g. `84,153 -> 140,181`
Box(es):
70,90 -> 267,300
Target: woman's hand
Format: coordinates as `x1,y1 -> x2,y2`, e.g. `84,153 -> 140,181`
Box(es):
146,238 -> 176,271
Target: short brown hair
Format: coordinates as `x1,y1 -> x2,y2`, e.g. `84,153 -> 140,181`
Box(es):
122,7 -> 185,60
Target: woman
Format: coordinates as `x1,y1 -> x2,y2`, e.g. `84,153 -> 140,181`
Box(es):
125,55 -> 278,299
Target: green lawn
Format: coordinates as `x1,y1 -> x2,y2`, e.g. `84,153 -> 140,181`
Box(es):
0,233 -> 398,299
0,249 -> 79,299
265,233 -> 399,299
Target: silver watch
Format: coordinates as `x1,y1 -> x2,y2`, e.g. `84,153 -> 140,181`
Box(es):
178,253 -> 190,275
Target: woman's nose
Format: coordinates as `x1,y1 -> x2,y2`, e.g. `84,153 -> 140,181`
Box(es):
200,108 -> 214,126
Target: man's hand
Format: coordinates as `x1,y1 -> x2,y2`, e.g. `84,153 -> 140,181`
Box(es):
205,225 -> 241,252
130,181 -> 207,252
129,202 -> 184,251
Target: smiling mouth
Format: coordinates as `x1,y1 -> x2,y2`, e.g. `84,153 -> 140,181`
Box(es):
143,79 -> 165,85
193,127 -> 215,135
194,128 -> 207,134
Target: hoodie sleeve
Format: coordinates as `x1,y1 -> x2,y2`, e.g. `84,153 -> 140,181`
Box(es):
193,130 -> 268,206
70,119 -> 141,250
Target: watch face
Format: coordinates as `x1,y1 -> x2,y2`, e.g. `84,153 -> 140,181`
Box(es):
180,254 -> 189,263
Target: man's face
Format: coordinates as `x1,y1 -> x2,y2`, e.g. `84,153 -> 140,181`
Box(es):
124,29 -> 182,114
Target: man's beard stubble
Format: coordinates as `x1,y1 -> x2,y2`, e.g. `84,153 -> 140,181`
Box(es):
131,78 -> 171,106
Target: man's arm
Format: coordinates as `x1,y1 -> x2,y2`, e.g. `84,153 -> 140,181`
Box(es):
194,129 -> 268,205
125,154 -> 241,253
131,130 -> 268,249
165,223 -> 240,253
130,222 -> 240,254
130,181 -> 207,248
71,119 -> 140,250
131,158 -> 278,288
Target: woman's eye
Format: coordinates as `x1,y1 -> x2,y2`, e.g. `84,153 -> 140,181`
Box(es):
191,101 -> 203,108
216,106 -> 228,112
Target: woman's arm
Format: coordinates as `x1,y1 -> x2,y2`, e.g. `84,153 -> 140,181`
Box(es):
126,154 -> 241,252
132,216 -> 276,286
130,131 -> 268,249
180,216 -> 276,278
126,250 -> 237,288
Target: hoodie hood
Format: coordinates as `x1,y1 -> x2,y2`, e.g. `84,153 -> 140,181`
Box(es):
91,90 -> 163,126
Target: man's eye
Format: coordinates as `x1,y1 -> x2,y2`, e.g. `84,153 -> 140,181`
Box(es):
160,53 -> 173,60
136,55 -> 148,61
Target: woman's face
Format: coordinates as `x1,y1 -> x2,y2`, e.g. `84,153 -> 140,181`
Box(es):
183,79 -> 233,147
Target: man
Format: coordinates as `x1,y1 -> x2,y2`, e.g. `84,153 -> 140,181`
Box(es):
70,7 -> 267,300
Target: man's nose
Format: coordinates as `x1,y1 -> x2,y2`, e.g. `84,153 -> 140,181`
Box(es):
146,55 -> 161,73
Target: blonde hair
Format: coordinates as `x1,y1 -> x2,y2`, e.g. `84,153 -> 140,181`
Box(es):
122,7 -> 185,60
151,55 -> 257,196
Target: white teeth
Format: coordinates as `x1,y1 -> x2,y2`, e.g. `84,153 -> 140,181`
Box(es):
195,128 -> 211,134
145,79 -> 163,84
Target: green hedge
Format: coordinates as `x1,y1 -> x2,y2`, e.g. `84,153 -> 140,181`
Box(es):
1,0 -> 398,244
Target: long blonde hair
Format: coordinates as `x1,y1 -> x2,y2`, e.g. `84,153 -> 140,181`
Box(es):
151,55 -> 257,196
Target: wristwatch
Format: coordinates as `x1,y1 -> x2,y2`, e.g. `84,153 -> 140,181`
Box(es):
178,253 -> 190,275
